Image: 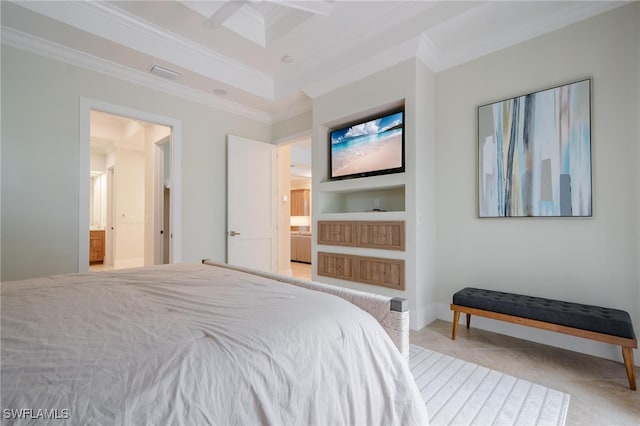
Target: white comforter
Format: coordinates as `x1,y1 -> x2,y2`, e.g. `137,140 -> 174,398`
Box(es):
1,263 -> 429,425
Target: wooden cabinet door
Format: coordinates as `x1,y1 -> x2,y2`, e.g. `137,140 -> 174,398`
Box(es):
290,189 -> 310,216
297,235 -> 311,263
290,234 -> 298,261
89,230 -> 105,263
317,221 -> 355,246
355,221 -> 405,250
356,256 -> 404,290
317,252 -> 355,280
291,234 -> 311,263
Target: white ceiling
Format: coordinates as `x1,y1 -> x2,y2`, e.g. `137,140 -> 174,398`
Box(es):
1,1 -> 628,123
90,110 -> 161,155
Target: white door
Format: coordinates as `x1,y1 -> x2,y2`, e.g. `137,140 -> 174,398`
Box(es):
227,135 -> 277,272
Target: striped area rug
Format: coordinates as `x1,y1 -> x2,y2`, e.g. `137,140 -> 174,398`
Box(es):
409,345 -> 570,426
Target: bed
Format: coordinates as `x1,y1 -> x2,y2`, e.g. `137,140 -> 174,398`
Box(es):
1,261 -> 429,425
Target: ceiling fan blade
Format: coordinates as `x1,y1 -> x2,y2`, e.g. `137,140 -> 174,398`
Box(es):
270,1 -> 334,16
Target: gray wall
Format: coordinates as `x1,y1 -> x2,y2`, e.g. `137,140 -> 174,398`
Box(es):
1,46 -> 271,281
435,2 -> 640,364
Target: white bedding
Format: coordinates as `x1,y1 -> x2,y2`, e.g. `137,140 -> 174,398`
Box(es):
1,263 -> 429,425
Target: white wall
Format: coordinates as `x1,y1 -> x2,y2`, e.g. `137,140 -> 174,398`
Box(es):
272,110 -> 312,143
1,45 -> 271,281
412,59 -> 438,328
435,2 -> 640,365
113,147 -> 145,268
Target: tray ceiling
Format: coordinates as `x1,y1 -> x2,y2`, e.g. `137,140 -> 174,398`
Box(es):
0,1 -> 627,122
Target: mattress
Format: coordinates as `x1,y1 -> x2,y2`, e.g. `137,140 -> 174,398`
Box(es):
1,263 -> 429,425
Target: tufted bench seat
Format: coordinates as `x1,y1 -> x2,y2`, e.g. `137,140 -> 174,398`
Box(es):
450,287 -> 637,390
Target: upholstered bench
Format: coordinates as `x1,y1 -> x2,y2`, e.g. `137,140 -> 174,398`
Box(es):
450,287 -> 637,390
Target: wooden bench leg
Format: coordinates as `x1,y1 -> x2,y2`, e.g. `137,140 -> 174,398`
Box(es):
621,346 -> 637,391
466,313 -> 471,329
452,310 -> 460,340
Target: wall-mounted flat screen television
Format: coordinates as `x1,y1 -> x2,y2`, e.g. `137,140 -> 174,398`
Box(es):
329,110 -> 405,180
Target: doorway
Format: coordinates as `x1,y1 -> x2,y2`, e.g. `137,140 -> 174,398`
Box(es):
88,110 -> 171,271
282,137 -> 312,280
79,98 -> 182,272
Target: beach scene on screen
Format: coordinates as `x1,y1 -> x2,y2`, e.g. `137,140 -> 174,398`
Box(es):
331,112 -> 403,178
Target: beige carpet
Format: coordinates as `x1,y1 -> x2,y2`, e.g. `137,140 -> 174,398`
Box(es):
410,345 -> 570,426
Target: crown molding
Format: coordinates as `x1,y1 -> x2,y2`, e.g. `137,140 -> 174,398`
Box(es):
270,99 -> 312,124
15,0 -> 275,100
4,0 -> 626,125
1,27 -> 273,124
424,1 -> 629,73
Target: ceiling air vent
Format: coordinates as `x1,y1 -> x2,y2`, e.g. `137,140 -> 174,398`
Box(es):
150,65 -> 181,81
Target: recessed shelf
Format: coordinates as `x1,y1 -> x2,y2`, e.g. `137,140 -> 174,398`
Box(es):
318,186 -> 405,214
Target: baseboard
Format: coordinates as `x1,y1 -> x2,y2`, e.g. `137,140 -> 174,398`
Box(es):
435,302 -> 639,367
411,302 -> 437,331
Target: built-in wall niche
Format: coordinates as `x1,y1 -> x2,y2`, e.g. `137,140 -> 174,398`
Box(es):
89,172 -> 106,229
319,186 -> 405,214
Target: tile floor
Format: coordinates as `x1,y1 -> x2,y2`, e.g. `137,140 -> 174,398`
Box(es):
290,261 -> 312,280
88,263 -> 114,272
412,320 -> 640,425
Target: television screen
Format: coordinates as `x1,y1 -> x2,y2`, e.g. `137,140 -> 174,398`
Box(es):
330,110 -> 404,180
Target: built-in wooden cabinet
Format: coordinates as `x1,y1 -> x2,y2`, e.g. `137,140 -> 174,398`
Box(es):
89,230 -> 105,264
291,233 -> 312,263
318,252 -> 404,290
317,221 -> 404,250
290,189 -> 310,216
316,220 -> 405,290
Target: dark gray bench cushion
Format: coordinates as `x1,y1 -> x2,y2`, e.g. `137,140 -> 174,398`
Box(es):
453,287 -> 635,340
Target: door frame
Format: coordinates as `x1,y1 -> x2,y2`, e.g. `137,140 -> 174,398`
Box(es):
154,136 -> 171,265
105,166 -> 115,266
273,130 -> 312,274
78,97 -> 182,271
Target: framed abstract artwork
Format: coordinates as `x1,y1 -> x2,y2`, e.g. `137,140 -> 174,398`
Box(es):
477,79 -> 592,218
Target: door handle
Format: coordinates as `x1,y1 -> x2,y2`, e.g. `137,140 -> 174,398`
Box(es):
229,230 -> 241,237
